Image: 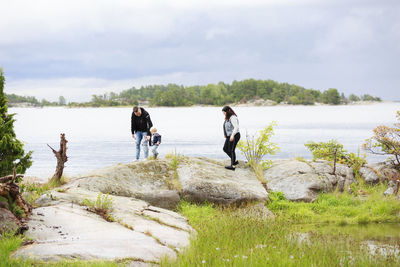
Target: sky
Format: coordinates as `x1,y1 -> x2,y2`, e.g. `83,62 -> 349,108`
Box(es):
1,0 -> 399,102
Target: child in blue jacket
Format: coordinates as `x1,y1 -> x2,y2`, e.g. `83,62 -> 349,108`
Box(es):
149,127 -> 161,159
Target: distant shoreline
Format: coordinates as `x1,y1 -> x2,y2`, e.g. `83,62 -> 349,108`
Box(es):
8,100 -> 396,109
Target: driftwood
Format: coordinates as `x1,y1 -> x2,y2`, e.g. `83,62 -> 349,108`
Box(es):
0,169 -> 32,216
48,133 -> 68,182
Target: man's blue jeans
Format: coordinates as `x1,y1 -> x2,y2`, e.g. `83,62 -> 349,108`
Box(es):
135,131 -> 149,160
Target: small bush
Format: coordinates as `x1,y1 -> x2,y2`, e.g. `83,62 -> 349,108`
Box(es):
305,139 -> 367,174
237,122 -> 279,183
363,110 -> 400,167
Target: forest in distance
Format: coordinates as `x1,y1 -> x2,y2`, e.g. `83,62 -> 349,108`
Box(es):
6,78 -> 382,108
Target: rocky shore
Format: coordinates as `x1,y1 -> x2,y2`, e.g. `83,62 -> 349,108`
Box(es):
4,157 -> 399,265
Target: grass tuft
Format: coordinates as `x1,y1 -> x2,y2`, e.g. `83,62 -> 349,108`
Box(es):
80,193 -> 115,222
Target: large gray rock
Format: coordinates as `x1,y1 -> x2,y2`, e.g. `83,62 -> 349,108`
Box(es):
359,166 -> 380,184
360,163 -> 400,186
264,159 -> 355,202
13,187 -> 193,263
177,157 -> 268,205
68,161 -> 180,209
65,158 -> 270,207
0,207 -> 23,234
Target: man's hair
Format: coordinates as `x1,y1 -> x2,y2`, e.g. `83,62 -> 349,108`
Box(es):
133,106 -> 139,113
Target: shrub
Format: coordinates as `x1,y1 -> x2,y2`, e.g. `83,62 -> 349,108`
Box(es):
237,122 -> 279,183
363,110 -> 400,167
305,139 -> 366,175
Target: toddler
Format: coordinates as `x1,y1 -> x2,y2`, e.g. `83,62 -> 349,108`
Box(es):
149,126 -> 161,159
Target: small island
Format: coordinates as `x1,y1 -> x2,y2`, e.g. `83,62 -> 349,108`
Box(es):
6,78 -> 382,108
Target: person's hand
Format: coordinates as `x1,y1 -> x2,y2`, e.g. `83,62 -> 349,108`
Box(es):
156,142 -> 160,145
132,134 -> 135,139
229,136 -> 234,142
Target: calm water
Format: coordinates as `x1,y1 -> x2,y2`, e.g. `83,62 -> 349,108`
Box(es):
9,103 -> 400,179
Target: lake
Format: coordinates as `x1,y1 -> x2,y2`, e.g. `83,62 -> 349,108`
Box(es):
9,102 -> 400,180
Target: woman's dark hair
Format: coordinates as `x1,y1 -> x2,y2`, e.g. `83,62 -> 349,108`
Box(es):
222,106 -> 237,120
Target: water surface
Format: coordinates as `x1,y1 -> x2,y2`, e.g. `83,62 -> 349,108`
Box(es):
10,103 -> 400,179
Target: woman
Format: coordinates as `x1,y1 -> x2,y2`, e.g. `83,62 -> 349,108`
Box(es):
222,106 -> 241,170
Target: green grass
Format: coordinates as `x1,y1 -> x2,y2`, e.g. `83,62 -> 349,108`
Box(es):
0,233 -> 24,265
164,150 -> 184,190
161,201 -> 400,267
20,175 -> 68,207
267,184 -> 400,225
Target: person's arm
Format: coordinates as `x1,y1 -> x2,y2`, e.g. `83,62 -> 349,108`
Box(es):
157,135 -> 161,145
230,116 -> 239,141
131,113 -> 136,138
146,114 -> 153,136
223,122 -> 227,138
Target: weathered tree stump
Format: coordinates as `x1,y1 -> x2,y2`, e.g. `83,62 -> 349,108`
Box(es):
0,169 -> 32,216
48,133 -> 68,183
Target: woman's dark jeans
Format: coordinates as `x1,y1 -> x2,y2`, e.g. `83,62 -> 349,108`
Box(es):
223,133 -> 241,166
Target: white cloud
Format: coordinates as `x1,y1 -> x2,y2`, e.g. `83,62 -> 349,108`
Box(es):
1,0 -> 399,101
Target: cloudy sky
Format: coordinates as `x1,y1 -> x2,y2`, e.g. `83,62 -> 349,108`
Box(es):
1,0 -> 399,101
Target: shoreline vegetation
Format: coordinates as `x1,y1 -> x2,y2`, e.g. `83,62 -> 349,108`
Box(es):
6,78 -> 383,108
2,167 -> 400,266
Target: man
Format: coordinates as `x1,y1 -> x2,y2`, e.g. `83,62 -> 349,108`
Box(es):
131,106 -> 153,160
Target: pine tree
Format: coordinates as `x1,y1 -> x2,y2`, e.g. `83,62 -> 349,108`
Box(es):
0,68 -> 32,177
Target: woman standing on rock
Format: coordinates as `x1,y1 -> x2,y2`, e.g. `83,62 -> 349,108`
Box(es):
222,106 -> 241,171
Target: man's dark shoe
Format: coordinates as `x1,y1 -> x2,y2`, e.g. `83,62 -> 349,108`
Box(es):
233,161 -> 239,166
225,165 -> 235,171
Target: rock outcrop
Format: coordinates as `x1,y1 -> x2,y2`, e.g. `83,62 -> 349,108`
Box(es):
177,157 -> 269,205
0,206 -> 26,234
264,159 -> 355,202
358,163 -> 400,195
14,187 -> 192,264
14,157 -> 271,263
359,166 -> 380,184
17,157 -> 362,263
67,161 -> 180,210
68,157 -> 269,207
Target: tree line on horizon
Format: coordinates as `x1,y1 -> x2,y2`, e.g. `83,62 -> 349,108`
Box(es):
6,78 -> 382,107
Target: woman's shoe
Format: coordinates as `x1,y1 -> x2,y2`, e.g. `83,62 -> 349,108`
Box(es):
233,161 -> 239,166
225,165 -> 235,171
